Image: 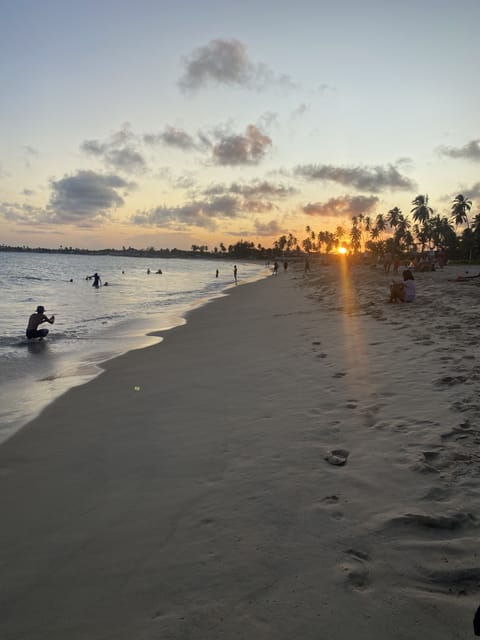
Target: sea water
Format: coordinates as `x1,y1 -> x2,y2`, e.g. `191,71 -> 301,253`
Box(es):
0,251 -> 268,444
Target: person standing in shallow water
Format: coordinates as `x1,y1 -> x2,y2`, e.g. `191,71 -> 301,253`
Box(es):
26,306 -> 55,340
233,265 -> 238,284
90,272 -> 101,288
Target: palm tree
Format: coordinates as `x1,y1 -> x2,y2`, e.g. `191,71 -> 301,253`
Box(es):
386,207 -> 402,229
393,214 -> 411,250
302,237 -> 313,253
468,213 -> 480,260
287,233 -> 297,252
428,215 -> 450,249
277,235 -> 288,253
305,225 -> 316,251
451,194 -> 472,228
411,195 -> 433,225
375,213 -> 387,240
335,226 -> 346,249
350,217 -> 361,253
324,231 -> 336,254
317,230 -> 327,254
413,223 -> 430,252
472,213 -> 480,237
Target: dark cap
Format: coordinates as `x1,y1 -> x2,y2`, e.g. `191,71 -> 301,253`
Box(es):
36,305 -> 45,313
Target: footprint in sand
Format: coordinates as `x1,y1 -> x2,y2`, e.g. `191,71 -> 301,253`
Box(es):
362,404 -> 380,428
321,495 -> 340,504
339,549 -> 371,591
325,448 -> 350,466
388,511 -> 476,531
435,375 -> 468,387
333,372 -> 346,379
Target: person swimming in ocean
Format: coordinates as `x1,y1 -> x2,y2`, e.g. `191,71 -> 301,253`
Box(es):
26,305 -> 55,340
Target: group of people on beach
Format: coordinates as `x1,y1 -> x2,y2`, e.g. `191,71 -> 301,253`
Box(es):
382,248 -> 446,275
25,263 -> 242,341
26,257 -> 421,343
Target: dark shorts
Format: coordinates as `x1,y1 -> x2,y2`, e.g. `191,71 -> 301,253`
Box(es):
26,328 -> 49,339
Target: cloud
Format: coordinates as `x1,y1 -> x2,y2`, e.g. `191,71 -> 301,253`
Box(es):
243,200 -> 276,213
257,111 -> 279,131
441,182 -> 480,204
201,179 -> 295,213
438,139 -> 480,162
0,202 -> 46,224
212,125 -> 272,165
144,121 -> 273,165
46,170 -> 134,224
465,181 -> 480,200
253,218 -> 283,235
203,180 -> 296,199
1,170 -> 134,227
302,195 -> 379,218
290,103 -> 310,119
178,38 -> 295,92
132,195 -> 242,231
143,126 -> 203,151
295,163 -> 415,192
130,182 -> 285,231
22,145 -> 39,156
81,124 -> 147,174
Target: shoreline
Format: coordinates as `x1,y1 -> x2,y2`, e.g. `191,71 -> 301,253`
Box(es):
1,264 -> 479,638
0,268 -> 267,446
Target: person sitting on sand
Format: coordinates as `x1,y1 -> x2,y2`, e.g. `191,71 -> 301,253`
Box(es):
26,305 -> 55,340
389,269 -> 416,303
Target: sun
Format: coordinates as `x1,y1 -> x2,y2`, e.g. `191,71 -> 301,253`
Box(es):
338,246 -> 348,255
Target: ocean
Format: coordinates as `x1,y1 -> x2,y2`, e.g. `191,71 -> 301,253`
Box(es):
0,251 -> 269,444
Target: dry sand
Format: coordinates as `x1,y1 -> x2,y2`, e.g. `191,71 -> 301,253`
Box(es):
1,260 -> 480,639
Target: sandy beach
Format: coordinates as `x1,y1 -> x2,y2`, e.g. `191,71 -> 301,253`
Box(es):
1,260 -> 480,639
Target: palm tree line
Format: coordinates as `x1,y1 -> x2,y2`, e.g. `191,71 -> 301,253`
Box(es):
297,194 -> 479,260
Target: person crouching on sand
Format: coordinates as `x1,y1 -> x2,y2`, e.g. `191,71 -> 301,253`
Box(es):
389,269 -> 416,303
26,305 -> 55,340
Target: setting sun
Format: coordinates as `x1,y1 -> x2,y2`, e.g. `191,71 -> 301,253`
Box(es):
338,247 -> 348,254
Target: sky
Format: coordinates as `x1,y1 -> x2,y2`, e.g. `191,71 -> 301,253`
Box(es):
1,0 -> 479,250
